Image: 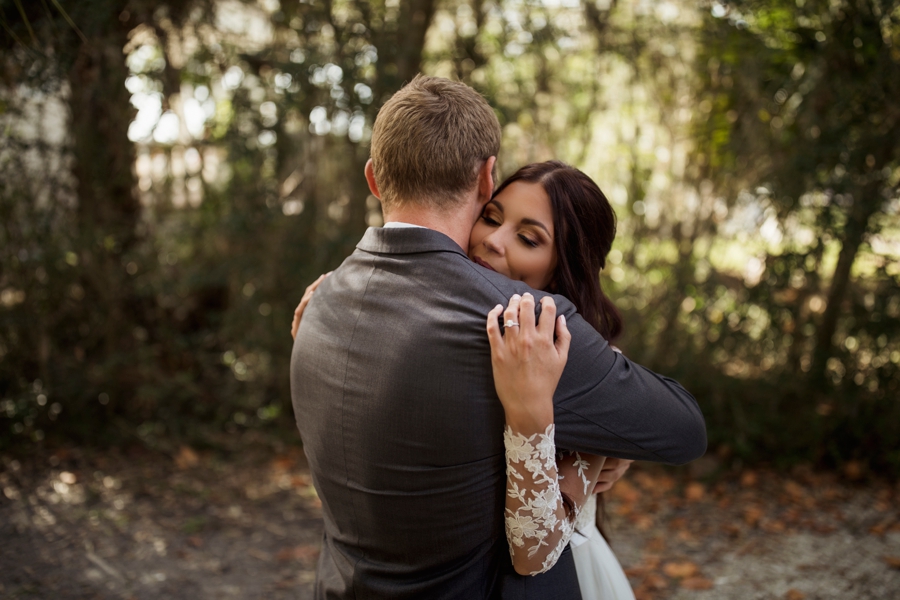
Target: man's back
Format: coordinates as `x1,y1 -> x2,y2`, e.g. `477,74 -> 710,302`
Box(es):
292,228 -> 515,598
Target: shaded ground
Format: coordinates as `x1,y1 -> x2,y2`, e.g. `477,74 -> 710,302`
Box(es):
2,435 -> 898,599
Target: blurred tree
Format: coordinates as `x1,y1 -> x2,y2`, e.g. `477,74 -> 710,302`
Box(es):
695,0 -> 900,467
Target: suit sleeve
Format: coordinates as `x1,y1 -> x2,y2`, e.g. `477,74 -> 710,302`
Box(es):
550,298 -> 707,465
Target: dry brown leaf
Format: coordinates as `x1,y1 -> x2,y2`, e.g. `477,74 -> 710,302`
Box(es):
187,536 -> 203,548
624,566 -> 646,578
276,545 -> 320,563
662,561 -> 698,579
884,556 -> 900,569
645,536 -> 666,553
843,460 -> 864,481
785,589 -> 806,600
869,518 -> 895,536
762,519 -> 786,533
685,482 -> 705,501
643,554 -> 662,570
643,573 -> 669,590
740,471 -> 758,487
248,548 -> 271,561
681,576 -> 714,590
783,480 -> 806,500
677,529 -> 697,542
743,506 -> 763,527
175,446 -> 199,470
610,479 -> 641,503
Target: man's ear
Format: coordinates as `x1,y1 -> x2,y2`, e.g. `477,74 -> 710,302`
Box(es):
364,159 -> 381,198
477,156 -> 497,205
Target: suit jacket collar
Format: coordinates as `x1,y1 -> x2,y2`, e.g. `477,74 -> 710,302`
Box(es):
357,226 -> 469,257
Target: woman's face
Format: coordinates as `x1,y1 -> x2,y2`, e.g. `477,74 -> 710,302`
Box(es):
468,181 -> 558,290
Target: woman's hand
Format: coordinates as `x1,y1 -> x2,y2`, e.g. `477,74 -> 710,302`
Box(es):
486,292 -> 570,434
290,272 -> 331,339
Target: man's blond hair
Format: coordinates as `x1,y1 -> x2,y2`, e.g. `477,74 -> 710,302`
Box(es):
370,75 -> 501,211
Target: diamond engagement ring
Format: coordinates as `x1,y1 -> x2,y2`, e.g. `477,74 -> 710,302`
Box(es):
504,319 -> 519,328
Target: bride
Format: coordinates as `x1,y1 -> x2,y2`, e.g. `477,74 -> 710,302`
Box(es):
292,160 -> 635,599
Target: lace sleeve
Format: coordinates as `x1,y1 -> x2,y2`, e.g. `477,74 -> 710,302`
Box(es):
504,424 -> 593,575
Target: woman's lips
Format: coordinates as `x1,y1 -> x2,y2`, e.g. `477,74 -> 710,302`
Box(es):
473,257 -> 496,272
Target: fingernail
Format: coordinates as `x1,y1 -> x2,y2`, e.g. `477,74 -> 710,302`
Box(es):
560,315 -> 566,326
523,292 -> 532,298
495,304 -> 503,310
511,294 -> 521,300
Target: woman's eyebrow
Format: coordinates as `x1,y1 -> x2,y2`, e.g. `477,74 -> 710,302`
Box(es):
490,199 -> 504,212
521,218 -> 551,237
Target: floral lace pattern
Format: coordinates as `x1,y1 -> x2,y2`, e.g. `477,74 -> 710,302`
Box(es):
504,424 -> 585,575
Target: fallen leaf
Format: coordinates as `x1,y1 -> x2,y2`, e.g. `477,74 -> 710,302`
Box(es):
869,518 -> 895,536
681,576 -> 713,590
721,523 -> 742,538
843,460 -> 864,481
645,536 -> 666,553
743,506 -> 763,527
785,589 -> 806,600
175,446 -> 199,470
643,573 -> 668,590
276,545 -> 320,563
187,536 -> 203,548
685,482 -> 705,501
884,556 -> 900,569
762,519 -> 786,533
624,566 -> 646,578
610,479 -> 641,503
783,480 -> 806,500
740,471 -> 758,487
248,548 -> 270,561
663,561 -> 698,579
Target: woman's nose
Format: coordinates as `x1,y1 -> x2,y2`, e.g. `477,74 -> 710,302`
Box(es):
482,230 -> 504,255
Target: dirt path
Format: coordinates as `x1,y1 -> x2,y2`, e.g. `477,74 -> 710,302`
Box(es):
2,440 -> 898,599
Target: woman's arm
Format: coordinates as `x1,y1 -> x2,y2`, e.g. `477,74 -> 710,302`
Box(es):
488,292 -> 597,575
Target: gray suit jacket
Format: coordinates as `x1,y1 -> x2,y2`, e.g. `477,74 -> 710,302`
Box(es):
291,227 -> 706,599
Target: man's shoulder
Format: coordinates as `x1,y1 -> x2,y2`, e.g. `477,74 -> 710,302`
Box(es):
347,226 -> 578,315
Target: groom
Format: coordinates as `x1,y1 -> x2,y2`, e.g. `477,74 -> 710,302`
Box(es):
291,75 -> 706,599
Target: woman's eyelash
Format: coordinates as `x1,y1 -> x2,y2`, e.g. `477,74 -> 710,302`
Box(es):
483,215 -> 500,225
519,235 -> 538,248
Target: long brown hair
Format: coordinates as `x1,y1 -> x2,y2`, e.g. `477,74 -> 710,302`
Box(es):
493,161 -> 622,341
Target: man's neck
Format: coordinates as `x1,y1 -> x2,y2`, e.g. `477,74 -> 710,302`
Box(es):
383,204 -> 478,252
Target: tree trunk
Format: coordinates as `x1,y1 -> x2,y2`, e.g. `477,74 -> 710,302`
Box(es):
808,196 -> 877,391
67,22 -> 138,361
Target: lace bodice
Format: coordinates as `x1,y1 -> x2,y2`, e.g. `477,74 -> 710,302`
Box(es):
503,425 -> 596,575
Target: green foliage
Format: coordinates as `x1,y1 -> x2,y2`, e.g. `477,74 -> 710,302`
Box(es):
1,0 -> 898,476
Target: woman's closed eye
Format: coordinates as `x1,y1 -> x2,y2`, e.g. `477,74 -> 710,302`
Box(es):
519,234 -> 539,248
482,213 -> 501,226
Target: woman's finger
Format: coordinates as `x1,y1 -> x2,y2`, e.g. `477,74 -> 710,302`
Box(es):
291,273 -> 330,339
486,303 -> 505,351
537,296 -> 556,337
555,314 -> 571,361
503,294 -> 522,334
518,293 -> 536,332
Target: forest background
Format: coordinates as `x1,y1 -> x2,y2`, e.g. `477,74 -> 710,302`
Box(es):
1,0 -> 899,478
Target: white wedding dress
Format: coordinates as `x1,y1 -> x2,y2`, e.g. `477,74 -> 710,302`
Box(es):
570,494 -> 636,600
